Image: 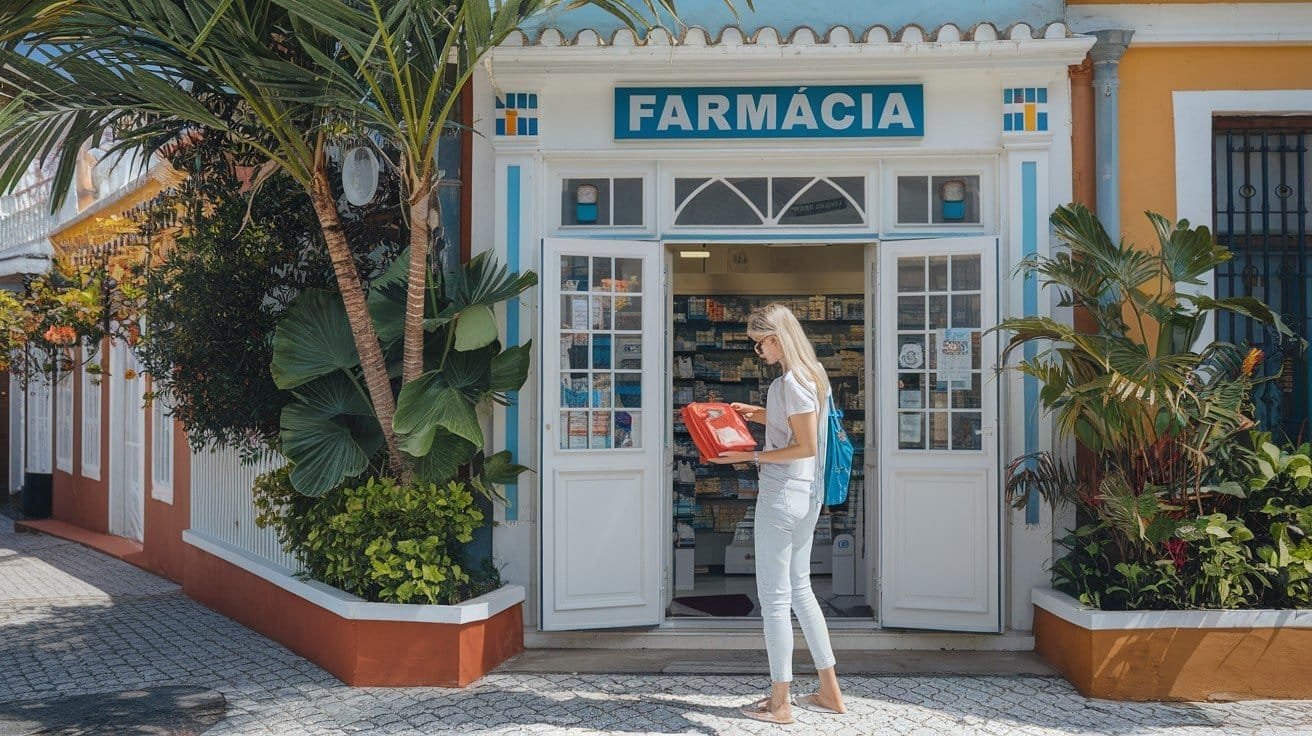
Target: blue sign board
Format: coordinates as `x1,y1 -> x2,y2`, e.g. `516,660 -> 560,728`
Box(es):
615,84 -> 924,140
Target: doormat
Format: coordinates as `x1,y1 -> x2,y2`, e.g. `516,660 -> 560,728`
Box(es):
670,593 -> 755,617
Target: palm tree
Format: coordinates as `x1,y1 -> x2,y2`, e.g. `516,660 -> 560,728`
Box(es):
0,0 -> 749,477
997,203 -> 1300,512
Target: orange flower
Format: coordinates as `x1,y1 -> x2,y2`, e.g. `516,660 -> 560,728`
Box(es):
1241,348 -> 1264,377
123,369 -> 139,381
42,325 -> 77,345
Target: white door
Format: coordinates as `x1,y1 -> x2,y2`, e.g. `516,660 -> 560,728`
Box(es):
25,373 -> 52,474
540,238 -> 664,630
108,340 -> 145,541
10,369 -> 25,490
879,238 -> 1000,632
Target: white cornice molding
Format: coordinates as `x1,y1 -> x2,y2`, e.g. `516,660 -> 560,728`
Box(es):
1068,3 -> 1312,45
492,36 -> 1095,78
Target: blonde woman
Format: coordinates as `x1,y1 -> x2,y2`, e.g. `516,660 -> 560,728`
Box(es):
709,303 -> 847,724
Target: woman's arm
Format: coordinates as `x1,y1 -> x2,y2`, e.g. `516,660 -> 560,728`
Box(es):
709,411 -> 818,465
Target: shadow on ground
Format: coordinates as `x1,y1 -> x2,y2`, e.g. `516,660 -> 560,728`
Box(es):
0,686 -> 225,736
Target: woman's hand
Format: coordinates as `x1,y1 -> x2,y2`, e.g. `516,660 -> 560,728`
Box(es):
730,402 -> 766,424
709,451 -> 755,465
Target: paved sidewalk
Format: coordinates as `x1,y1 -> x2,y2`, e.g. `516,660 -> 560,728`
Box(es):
2,524 -> 1312,735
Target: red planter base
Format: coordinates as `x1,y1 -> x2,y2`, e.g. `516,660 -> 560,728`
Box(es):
183,539 -> 524,687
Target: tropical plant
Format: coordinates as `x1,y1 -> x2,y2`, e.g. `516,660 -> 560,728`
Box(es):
995,204 -> 1312,610
999,204 -> 1299,512
136,131 -> 406,454
271,249 -> 535,496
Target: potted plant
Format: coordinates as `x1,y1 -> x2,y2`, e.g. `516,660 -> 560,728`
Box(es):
998,203 -> 1312,701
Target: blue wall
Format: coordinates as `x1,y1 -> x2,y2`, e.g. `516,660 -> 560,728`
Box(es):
522,0 -> 1067,38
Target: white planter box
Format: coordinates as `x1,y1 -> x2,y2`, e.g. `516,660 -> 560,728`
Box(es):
184,529 -> 524,625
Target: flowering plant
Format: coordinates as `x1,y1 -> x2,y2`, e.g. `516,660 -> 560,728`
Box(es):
0,256 -> 146,381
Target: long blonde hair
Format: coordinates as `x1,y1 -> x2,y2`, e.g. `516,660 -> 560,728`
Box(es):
746,303 -> 831,401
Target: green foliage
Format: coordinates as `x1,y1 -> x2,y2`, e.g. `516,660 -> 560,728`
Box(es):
999,204 -> 1312,611
999,205 -> 1300,513
1176,514 -> 1265,608
253,465 -> 500,604
270,251 -> 535,496
1048,435 -> 1312,611
135,133 -> 404,455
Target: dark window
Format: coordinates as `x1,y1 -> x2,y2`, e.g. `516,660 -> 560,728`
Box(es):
1213,117 -> 1312,441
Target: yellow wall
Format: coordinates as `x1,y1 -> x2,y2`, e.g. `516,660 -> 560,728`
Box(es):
1068,1 -> 1307,4
1116,45 -> 1312,247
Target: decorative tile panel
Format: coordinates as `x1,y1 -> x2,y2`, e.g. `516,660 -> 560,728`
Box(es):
1003,87 -> 1048,133
496,92 -> 539,137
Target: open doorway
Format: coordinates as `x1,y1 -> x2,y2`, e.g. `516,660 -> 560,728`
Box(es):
667,243 -> 872,620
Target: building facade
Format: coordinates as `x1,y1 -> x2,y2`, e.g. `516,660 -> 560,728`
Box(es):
8,1 -> 1311,676
473,1 -> 1089,645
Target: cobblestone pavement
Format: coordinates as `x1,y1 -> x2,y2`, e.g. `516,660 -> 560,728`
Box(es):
3,525 -> 1312,736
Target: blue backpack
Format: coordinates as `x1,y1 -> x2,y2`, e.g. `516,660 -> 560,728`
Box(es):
822,394 -> 854,506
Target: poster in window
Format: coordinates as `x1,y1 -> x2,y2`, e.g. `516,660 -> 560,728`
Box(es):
936,327 -> 972,388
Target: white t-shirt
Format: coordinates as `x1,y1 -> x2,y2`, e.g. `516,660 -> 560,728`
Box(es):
759,370 -> 827,491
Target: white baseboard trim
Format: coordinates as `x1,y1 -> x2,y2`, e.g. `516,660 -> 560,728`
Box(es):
183,529 -> 524,625
526,628 -> 1035,651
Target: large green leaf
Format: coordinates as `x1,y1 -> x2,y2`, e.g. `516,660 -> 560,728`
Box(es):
272,289 -> 359,389
454,304 -> 497,351
279,371 -> 383,496
490,342 -> 533,393
394,369 -> 483,446
412,429 -> 478,485
481,449 -> 530,485
367,250 -> 411,347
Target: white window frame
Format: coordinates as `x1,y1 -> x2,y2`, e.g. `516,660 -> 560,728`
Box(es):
55,362 -> 73,472
881,160 -> 996,236
550,163 -> 656,235
150,385 -> 173,504
81,345 -> 101,480
658,159 -> 878,237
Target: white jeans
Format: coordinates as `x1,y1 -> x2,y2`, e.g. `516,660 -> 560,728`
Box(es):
754,478 -> 837,683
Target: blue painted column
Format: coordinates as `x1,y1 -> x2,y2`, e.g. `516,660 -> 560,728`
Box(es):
503,165 -> 522,522
1089,30 -> 1134,237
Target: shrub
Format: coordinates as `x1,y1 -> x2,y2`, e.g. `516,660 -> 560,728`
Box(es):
253,466 -> 501,604
137,132 -> 404,455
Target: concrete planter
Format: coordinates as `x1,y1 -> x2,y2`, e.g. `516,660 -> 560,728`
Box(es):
182,530 -> 524,687
1033,588 -> 1312,701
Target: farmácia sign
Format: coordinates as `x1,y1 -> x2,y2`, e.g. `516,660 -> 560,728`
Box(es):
614,84 -> 924,140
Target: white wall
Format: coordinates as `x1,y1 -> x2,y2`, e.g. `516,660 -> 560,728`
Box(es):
475,42 -> 1084,634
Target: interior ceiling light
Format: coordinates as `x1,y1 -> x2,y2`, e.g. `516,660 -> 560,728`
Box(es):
679,250 -> 711,259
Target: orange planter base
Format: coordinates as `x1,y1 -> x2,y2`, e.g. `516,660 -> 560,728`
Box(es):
1034,591 -> 1312,701
183,538 -> 523,687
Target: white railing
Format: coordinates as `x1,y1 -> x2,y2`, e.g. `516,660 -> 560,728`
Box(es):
0,176 -> 57,254
189,444 -> 302,572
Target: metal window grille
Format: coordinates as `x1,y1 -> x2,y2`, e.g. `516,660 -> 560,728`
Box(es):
1214,117 -> 1312,441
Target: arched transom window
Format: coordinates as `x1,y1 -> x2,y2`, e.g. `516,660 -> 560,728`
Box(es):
673,176 -> 866,227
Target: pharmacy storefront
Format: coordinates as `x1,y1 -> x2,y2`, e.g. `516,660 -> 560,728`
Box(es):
476,19 -> 1093,645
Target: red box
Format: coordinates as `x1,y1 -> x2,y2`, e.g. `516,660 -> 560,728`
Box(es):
680,402 -> 757,462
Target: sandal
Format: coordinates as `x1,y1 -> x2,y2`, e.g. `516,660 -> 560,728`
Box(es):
740,697 -> 795,725
791,693 -> 844,715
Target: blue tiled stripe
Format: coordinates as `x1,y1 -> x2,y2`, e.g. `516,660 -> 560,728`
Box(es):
1021,161 -> 1040,525
505,166 -> 522,521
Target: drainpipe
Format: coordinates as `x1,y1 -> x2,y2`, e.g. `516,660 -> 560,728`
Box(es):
1089,30 -> 1134,237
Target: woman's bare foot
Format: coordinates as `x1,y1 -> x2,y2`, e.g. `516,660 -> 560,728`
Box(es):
793,693 -> 846,714
740,695 -> 794,724
812,666 -> 847,713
